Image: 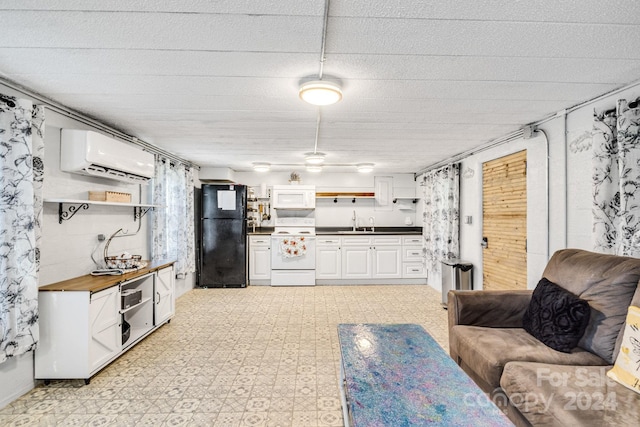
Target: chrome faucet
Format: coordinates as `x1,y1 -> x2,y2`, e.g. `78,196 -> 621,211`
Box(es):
368,216 -> 375,232
352,210 -> 357,231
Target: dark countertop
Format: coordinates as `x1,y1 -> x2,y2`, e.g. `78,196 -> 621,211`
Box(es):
316,227 -> 422,235
248,227 -> 422,235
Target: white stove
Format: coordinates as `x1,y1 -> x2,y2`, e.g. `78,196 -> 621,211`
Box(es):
272,227 -> 316,236
270,213 -> 316,286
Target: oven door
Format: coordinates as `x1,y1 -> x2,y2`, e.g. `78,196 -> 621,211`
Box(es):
271,235 -> 316,269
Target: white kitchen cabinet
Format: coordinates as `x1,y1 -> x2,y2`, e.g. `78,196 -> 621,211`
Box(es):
249,235 -> 271,284
154,266 -> 175,326
342,236 -> 373,279
402,235 -> 426,279
316,236 -> 341,279
342,245 -> 373,278
89,286 -> 121,372
35,261 -> 175,384
371,236 -> 402,279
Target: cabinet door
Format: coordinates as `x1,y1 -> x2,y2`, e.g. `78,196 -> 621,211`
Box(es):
316,245 -> 341,279
155,266 -> 175,325
89,287 -> 120,374
372,246 -> 402,278
342,246 -> 372,279
249,243 -> 271,280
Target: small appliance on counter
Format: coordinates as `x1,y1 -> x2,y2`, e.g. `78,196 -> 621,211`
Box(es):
121,288 -> 142,309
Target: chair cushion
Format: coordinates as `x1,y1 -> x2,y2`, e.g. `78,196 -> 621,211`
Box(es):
501,362 -> 640,426
542,249 -> 640,363
523,278 -> 591,353
451,325 -> 607,388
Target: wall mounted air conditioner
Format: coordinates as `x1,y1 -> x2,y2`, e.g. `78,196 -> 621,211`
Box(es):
61,129 -> 155,184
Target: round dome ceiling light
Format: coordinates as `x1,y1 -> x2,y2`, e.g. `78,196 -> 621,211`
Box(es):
299,80 -> 342,106
252,162 -> 271,172
304,152 -> 326,164
356,163 -> 374,173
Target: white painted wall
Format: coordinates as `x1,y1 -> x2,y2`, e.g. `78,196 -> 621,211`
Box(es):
452,83 -> 640,295
456,135 -> 549,292
231,171 -> 422,229
0,83 -> 194,409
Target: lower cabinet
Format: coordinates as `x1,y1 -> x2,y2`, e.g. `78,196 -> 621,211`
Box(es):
89,286 -> 121,373
36,265 -> 175,384
249,236 -> 271,284
155,265 -> 175,324
316,237 -> 342,279
316,234 -> 426,283
342,245 -> 373,279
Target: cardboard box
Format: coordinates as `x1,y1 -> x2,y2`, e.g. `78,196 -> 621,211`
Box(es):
88,191 -> 131,203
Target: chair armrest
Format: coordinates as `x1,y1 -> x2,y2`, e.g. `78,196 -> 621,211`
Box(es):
447,289 -> 533,329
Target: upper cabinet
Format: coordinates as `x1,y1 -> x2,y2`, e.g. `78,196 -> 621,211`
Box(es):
374,176 -> 393,211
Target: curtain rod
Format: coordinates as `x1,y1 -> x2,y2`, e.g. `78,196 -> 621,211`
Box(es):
0,76 -> 200,170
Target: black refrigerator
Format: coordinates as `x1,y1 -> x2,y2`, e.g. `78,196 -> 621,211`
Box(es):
199,184 -> 247,288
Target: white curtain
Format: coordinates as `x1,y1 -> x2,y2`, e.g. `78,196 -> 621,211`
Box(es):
421,164 -> 460,275
0,95 -> 44,363
152,157 -> 196,276
592,98 -> 640,256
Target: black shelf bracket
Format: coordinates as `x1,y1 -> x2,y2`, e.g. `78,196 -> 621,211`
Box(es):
393,198 -> 419,204
58,202 -> 90,224
134,206 -> 154,221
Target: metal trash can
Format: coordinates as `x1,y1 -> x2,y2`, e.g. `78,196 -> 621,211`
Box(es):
441,259 -> 473,306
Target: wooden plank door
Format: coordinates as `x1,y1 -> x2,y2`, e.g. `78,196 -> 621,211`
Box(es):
482,150 -> 527,290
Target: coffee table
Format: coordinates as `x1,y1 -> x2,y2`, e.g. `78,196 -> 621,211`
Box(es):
338,324 -> 513,426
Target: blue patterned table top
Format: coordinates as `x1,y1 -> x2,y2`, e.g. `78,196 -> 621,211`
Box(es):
338,324 -> 513,426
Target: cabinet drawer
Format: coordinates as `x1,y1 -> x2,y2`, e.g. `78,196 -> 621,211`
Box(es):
402,235 -> 423,246
317,236 -> 341,245
403,263 -> 426,278
342,236 -> 373,246
403,246 -> 423,262
249,236 -> 270,246
373,236 -> 402,245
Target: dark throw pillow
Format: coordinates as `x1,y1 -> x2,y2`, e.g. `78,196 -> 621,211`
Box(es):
522,278 -> 591,353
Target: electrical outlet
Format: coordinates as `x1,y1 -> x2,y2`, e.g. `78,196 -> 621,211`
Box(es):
98,234 -> 105,241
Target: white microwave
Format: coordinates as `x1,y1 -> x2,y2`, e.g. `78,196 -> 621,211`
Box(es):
272,185 -> 316,209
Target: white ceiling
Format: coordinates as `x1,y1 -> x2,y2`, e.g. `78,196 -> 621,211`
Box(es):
1,1 -> 640,173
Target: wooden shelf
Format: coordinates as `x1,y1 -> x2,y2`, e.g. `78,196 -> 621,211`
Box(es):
317,192 -> 375,204
44,198 -> 160,224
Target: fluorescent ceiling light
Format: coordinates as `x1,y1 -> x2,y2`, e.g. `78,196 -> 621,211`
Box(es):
306,164 -> 323,173
304,152 -> 326,164
299,81 -> 342,106
252,162 -> 271,172
356,163 -> 374,173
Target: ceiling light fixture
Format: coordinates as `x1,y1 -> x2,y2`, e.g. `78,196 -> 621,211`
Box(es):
306,164 -> 323,173
252,162 -> 271,172
299,0 -> 342,107
299,80 -> 342,106
356,163 -> 374,173
304,152 -> 326,164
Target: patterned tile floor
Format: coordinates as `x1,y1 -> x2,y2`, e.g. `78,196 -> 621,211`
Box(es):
0,285 -> 449,426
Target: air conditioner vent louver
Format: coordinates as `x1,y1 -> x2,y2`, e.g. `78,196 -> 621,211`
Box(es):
61,130 -> 155,184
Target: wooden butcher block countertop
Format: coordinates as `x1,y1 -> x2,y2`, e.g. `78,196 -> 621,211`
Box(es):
39,259 -> 175,294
